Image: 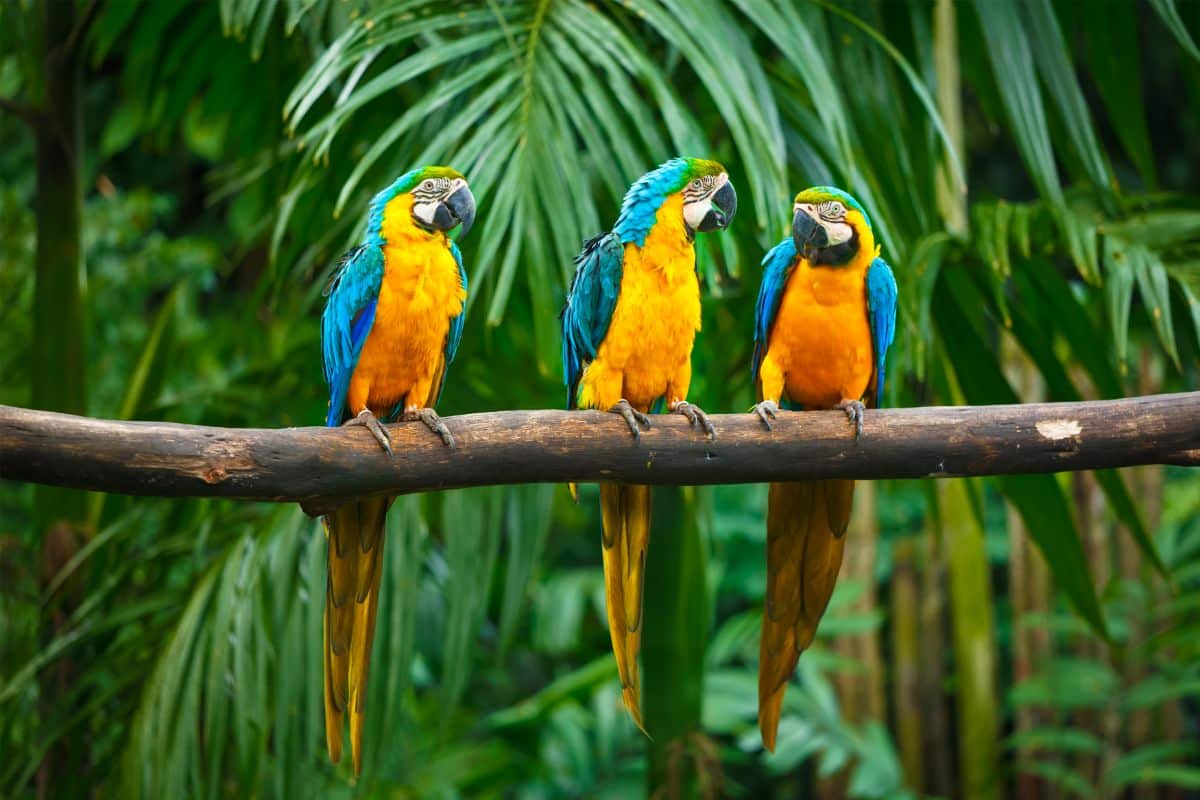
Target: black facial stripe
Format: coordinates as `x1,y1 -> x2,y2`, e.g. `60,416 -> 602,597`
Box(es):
807,227 -> 859,266
413,177 -> 452,201
682,175 -> 719,202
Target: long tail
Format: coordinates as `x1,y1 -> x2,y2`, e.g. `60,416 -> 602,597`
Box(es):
323,494 -> 391,775
758,479 -> 853,751
599,482 -> 651,732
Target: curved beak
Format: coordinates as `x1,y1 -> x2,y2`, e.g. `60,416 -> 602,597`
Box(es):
438,184 -> 476,237
697,180 -> 737,232
792,206 -> 828,253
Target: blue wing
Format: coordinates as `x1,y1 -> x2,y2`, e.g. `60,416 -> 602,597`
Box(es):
560,232 -> 625,409
752,238 -> 797,385
321,244 -> 385,427
430,240 -> 469,407
866,256 -> 898,408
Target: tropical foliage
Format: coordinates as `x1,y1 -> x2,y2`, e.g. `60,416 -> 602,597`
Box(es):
1,0 -> 1198,797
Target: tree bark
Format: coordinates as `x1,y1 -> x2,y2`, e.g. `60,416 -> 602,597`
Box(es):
889,535 -> 924,793
0,394 -> 1197,509
919,518 -> 955,797
32,0 -> 88,532
943,477 -> 1000,800
643,487 -> 714,800
824,482 -> 885,800
1003,334 -> 1052,800
30,2 -> 89,797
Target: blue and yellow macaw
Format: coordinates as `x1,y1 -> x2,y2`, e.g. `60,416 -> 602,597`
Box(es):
319,166 -> 474,774
561,157 -> 737,728
750,186 -> 897,751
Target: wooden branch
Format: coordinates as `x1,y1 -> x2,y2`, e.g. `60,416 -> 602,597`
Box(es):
1,394 -> 1197,515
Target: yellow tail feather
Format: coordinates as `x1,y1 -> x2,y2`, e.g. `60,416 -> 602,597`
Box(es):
759,479 -> 853,751
324,495 -> 391,775
599,482 -> 651,733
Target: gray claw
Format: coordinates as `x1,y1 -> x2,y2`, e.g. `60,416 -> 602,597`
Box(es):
673,401 -> 716,440
345,409 -> 393,456
837,400 -> 865,440
609,399 -> 650,441
407,407 -> 456,448
753,400 -> 780,431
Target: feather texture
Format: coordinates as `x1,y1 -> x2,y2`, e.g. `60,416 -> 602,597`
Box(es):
560,158 -> 726,732
319,167 -> 470,775
758,479 -> 852,751
322,245 -> 385,427
865,257 -> 898,407
751,187 -> 897,750
599,482 -> 651,732
561,233 -> 624,408
752,238 -> 797,383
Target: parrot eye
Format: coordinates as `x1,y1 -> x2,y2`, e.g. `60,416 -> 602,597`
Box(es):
421,180 -> 434,190
819,201 -> 845,220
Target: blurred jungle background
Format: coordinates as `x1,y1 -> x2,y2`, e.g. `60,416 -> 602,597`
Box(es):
2,0 -> 1199,797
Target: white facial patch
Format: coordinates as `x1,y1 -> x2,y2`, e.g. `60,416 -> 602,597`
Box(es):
682,195 -> 712,230
411,176 -> 466,227
681,172 -> 728,230
824,220 -> 854,245
411,198 -> 439,226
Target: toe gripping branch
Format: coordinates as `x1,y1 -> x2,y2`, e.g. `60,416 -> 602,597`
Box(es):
836,399 -> 866,440
405,407 -> 456,448
752,400 -> 780,431
609,399 -> 651,441
345,409 -> 393,455
672,401 -> 716,440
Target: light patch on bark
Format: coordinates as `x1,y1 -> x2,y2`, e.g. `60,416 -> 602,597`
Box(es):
1036,419 -> 1081,440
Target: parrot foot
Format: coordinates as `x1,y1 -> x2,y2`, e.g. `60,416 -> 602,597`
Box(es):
836,399 -> 866,440
404,407 -> 456,448
609,399 -> 651,441
752,400 -> 780,431
345,409 -> 393,456
671,400 -> 716,440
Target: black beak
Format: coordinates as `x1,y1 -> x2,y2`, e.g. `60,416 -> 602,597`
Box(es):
436,184 -> 476,237
697,180 -> 737,232
792,207 -> 828,254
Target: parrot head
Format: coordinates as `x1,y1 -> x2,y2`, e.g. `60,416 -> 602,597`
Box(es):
409,165 -> 476,236
791,186 -> 875,266
613,157 -> 737,245
370,165 -> 476,240
678,158 -> 738,234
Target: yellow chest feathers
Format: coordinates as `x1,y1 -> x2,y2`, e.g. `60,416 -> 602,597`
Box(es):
352,195 -> 465,409
375,196 -> 465,327
590,195 -> 700,400
769,254 -> 874,407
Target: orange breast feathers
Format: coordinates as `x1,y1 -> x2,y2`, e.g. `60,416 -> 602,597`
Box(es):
348,194 -> 466,417
759,242 -> 878,410
578,194 -> 701,412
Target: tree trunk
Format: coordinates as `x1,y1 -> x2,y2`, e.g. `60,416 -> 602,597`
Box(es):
1127,349 -> 1164,800
644,487 -> 714,800
890,535 -> 924,793
32,2 -> 89,797
32,0 -> 88,530
943,477 -> 1001,800
1003,335 -> 1052,800
824,482 -> 884,799
919,518 -> 955,797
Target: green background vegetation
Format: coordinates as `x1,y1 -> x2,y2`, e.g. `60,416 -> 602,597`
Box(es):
1,0 -> 1199,797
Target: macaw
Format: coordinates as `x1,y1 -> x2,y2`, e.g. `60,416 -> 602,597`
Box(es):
750,186 -> 897,751
319,166 -> 475,774
561,157 -> 737,729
